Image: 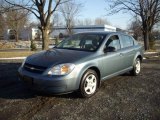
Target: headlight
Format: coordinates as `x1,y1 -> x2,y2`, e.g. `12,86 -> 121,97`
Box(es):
21,58 -> 26,67
46,63 -> 75,75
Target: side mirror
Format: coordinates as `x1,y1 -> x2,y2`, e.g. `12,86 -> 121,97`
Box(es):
104,46 -> 116,53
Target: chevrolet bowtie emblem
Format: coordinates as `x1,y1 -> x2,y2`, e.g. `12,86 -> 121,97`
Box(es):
30,67 -> 35,70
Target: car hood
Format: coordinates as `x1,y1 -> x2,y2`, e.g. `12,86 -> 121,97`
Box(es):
26,48 -> 93,67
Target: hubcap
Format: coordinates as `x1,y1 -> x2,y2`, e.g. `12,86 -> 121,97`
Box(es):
135,60 -> 140,74
84,74 -> 97,95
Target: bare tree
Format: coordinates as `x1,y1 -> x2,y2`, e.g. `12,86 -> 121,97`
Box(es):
94,17 -> 110,25
53,13 -> 63,27
0,0 -> 3,12
3,0 -> 70,50
76,17 -> 110,26
5,8 -> 29,41
83,18 -> 93,25
128,16 -> 142,40
60,0 -> 82,35
106,0 -> 160,50
76,18 -> 93,26
75,19 -> 84,26
0,0 -> 6,13
29,22 -> 40,28
0,13 -> 6,39
0,1 -> 8,39
155,22 -> 160,31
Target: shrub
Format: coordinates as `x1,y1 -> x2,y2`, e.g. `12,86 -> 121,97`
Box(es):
55,38 -> 59,45
30,40 -> 37,51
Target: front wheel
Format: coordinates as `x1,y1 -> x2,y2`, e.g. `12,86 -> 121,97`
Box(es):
79,69 -> 98,98
130,58 -> 141,76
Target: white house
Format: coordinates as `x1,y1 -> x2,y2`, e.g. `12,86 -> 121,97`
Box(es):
20,28 -> 41,40
2,27 -> 41,41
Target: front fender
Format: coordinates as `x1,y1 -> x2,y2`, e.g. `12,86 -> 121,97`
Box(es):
74,61 -> 100,89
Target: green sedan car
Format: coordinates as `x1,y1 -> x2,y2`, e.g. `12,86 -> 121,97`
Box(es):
18,32 -> 143,98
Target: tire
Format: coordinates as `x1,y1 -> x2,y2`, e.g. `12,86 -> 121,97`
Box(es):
130,58 -> 141,76
79,69 -> 98,98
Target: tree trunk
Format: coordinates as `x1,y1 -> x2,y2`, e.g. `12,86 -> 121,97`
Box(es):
41,29 -> 49,50
15,31 -> 19,42
143,30 -> 149,50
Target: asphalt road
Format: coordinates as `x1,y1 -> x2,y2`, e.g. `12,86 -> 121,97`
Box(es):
0,58 -> 160,120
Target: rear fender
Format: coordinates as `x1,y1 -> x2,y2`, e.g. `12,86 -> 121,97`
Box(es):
132,51 -> 142,66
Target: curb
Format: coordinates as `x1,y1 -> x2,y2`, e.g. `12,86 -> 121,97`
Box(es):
0,57 -> 26,60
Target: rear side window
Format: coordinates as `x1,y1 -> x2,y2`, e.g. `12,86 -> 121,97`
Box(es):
121,35 -> 134,48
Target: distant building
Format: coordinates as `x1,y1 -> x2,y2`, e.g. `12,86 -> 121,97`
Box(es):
2,27 -> 41,41
3,29 -> 16,40
2,25 -> 122,41
20,28 -> 41,40
50,24 -> 117,38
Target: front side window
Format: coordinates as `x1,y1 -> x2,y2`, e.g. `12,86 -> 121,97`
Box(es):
105,35 -> 121,50
56,33 -> 106,52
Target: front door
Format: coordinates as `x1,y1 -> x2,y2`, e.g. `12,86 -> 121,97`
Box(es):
101,35 -> 124,78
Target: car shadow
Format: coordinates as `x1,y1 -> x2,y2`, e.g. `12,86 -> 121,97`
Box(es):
120,72 -> 132,76
0,62 -> 79,99
0,62 -> 38,99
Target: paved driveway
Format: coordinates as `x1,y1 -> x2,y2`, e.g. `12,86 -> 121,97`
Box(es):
0,58 -> 160,120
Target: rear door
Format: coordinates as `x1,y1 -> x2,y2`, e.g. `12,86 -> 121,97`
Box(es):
119,34 -> 136,69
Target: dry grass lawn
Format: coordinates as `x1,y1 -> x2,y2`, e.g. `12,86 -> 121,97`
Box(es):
0,51 -> 36,58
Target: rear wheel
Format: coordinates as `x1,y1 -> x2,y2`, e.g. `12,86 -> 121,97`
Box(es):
130,58 -> 141,76
80,69 -> 98,98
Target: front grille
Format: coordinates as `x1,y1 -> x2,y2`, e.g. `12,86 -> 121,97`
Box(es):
23,63 -> 47,74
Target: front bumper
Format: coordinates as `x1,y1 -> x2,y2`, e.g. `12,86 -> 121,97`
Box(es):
18,67 -> 79,94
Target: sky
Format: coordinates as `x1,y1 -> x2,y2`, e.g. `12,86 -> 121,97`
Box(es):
30,0 -> 133,30
77,0 -> 133,30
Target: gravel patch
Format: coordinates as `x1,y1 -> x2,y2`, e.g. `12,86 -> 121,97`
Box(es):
0,58 -> 160,120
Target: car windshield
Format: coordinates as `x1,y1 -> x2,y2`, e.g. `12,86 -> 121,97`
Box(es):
55,33 -> 106,52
